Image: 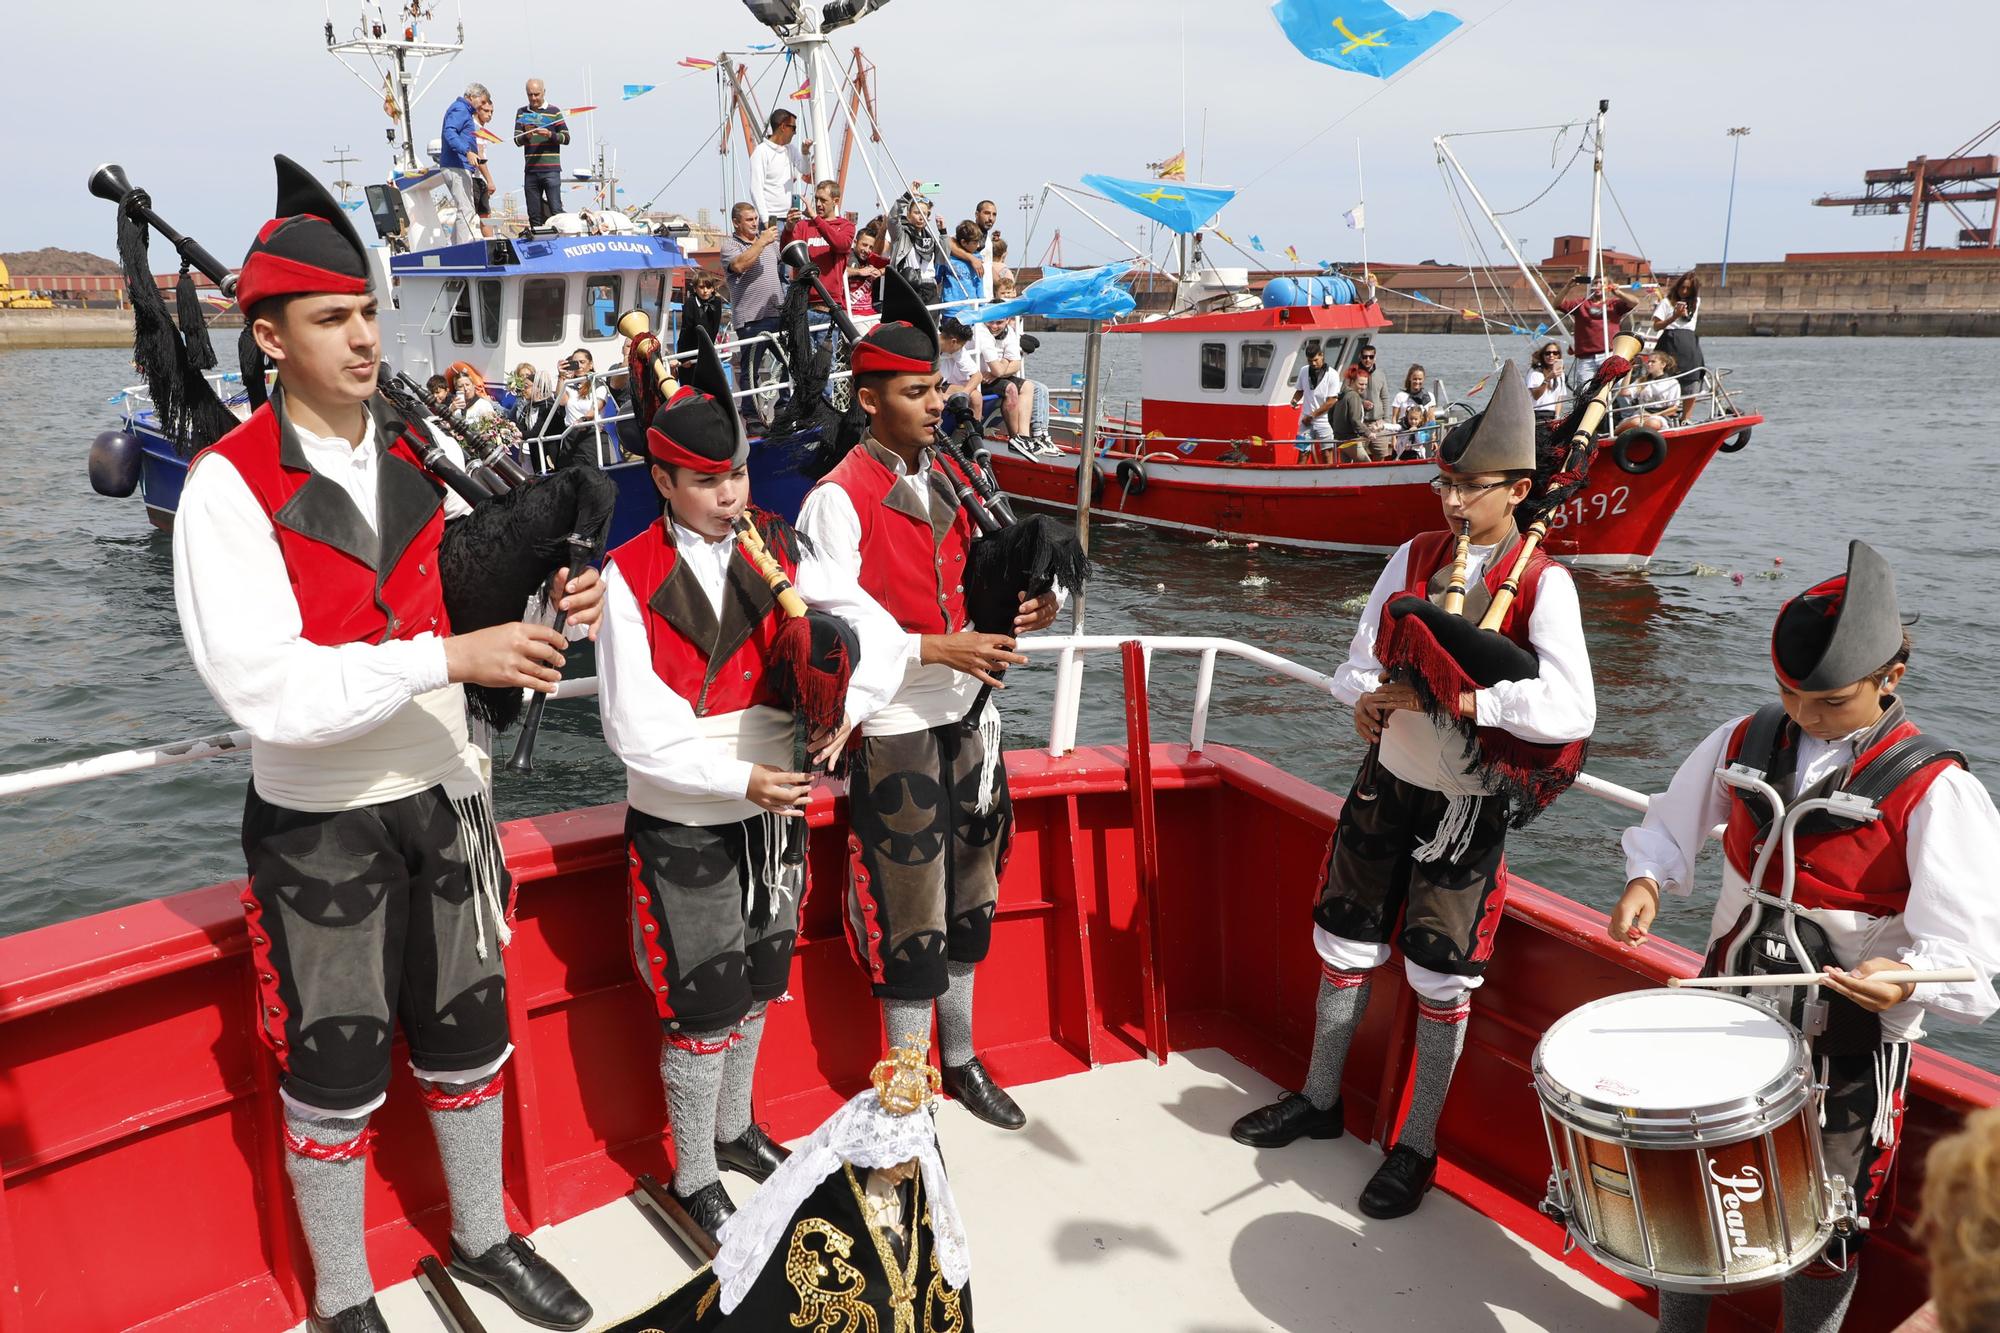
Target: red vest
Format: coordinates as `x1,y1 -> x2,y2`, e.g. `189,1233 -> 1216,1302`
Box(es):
199,393 -> 449,646
818,442 -> 971,635
1720,715 -> 1954,918
606,515 -> 797,716
1393,528 -> 1549,651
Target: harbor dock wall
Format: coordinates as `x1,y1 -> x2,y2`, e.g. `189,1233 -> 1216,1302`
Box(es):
0,309 -> 134,350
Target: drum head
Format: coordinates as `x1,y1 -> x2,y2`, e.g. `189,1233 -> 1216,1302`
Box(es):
1538,989 -> 1801,1114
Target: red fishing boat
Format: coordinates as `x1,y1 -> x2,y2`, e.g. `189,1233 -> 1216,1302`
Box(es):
0,638 -> 1973,1332
984,297 -> 1759,569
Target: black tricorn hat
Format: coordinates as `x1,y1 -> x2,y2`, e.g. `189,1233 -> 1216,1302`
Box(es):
646,326 -> 748,474
1772,540 -> 1908,691
852,266 -> 939,375
235,155 -> 372,311
1439,360 -> 1535,475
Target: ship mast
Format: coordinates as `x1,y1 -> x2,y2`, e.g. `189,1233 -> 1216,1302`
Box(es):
324,2 -> 466,175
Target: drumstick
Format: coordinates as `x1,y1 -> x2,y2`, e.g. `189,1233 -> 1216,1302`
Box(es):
1667,968 -> 1979,989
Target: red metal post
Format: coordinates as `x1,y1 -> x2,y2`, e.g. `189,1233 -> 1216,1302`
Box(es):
1120,641 -> 1170,1064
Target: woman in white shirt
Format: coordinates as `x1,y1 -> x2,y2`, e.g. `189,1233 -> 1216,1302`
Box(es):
1388,363 -> 1437,458
1525,342 -> 1572,419
1650,273 -> 1703,422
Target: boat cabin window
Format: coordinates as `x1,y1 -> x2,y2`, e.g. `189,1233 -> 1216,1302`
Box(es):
1239,342 -> 1274,392
638,271 -> 669,325
521,277 -> 567,345
583,275 -> 622,340
446,280 -> 474,347
477,279 -> 502,347
1199,343 -> 1226,391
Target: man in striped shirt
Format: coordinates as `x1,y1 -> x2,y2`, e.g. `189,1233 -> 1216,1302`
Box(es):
513,79 -> 569,228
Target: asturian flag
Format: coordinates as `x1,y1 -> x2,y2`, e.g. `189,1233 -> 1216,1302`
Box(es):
1270,0 -> 1462,80
1079,174 -> 1237,236
622,84 -> 656,100
1344,203 -> 1366,230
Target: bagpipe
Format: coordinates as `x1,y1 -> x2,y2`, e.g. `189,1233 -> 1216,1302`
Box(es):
732,511 -> 859,785
378,372 -> 617,769
767,239 -> 872,472
1354,334 -> 1643,825
89,163 -> 241,454
616,308 -> 678,438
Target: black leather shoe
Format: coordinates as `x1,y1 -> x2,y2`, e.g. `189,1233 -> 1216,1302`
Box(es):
1230,1091 -> 1344,1148
447,1233 -> 593,1331
942,1058 -> 1027,1130
716,1123 -> 791,1182
1359,1144 -> 1439,1220
308,1299 -> 389,1333
659,1180 -> 737,1261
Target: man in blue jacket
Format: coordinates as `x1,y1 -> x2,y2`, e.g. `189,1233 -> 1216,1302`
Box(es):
439,82 -> 490,242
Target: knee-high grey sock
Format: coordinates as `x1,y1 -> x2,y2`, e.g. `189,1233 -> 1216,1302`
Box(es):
1655,1291 -> 1712,1333
883,997 -> 935,1059
420,1077 -> 510,1256
1300,970 -> 1372,1112
662,1028 -> 732,1194
936,961 -> 977,1068
715,1003 -> 768,1143
1782,1266 -> 1860,1333
283,1109 -> 375,1317
1398,998 -> 1470,1156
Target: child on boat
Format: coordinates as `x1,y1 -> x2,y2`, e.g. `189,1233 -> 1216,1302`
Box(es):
596,332 -> 905,1256
797,270 -> 1060,1133
1232,366 -> 1596,1220
173,158 -> 596,1333
1611,540 -> 2000,1333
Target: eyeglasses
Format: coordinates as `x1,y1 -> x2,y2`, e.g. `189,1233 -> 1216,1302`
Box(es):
1429,478 -> 1510,499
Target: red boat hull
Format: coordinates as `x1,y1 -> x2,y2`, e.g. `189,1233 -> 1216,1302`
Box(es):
0,723 -> 1974,1331
988,416 -> 1757,568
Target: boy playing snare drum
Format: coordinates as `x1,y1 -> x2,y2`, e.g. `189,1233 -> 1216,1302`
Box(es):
1611,540 -> 2000,1332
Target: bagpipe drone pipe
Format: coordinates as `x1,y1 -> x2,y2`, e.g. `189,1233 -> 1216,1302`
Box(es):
378,373 -> 617,747
1358,334 -> 1643,823
768,240 -> 873,477
88,163 -> 242,454
732,511 -> 860,782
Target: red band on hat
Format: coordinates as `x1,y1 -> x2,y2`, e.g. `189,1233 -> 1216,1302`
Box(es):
235,250 -> 370,312
1770,574 -> 1847,688
646,426 -> 735,475
851,322 -> 936,376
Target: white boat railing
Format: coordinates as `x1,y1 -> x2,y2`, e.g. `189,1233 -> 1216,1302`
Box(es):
0,636 -> 1674,829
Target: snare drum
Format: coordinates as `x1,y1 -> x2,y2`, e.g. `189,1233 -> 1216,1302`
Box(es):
1533,989 -> 1842,1292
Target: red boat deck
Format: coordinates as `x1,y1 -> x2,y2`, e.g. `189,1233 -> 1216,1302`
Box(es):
0,665 -> 1986,1331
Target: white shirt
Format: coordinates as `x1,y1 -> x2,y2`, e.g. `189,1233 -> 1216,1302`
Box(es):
748,139 -> 805,220
797,447 -> 976,736
561,384 -> 609,429
173,411 -> 478,810
1619,377 -> 1679,413
973,320 -> 1021,373
598,519 -> 909,824
1295,364 -> 1338,417
1331,538 -> 1596,796
1622,716 -> 2000,1038
940,342 -> 980,389
1528,370 -> 1572,413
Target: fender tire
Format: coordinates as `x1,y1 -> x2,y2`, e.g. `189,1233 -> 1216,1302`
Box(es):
1613,427 -> 1667,475
1116,456 -> 1149,497
1719,425 -> 1752,454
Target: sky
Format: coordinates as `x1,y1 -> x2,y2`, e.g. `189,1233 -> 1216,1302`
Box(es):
12,0 -> 1998,275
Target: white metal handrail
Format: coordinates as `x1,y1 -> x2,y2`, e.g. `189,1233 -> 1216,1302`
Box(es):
0,638 -> 1669,832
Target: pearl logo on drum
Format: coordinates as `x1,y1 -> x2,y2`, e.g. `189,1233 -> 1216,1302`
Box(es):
1706,1159 -> 1776,1264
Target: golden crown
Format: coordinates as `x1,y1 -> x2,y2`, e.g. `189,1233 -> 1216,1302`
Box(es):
872,1036 -> 942,1116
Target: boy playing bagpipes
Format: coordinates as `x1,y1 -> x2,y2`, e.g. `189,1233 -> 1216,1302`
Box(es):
1231,364 -> 1597,1221
1612,541 -> 2000,1333
597,329 -> 908,1256
173,158 -> 596,1332
796,272 -> 1063,1133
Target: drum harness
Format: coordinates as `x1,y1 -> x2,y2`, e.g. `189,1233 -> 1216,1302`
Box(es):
1713,705 -> 1967,1240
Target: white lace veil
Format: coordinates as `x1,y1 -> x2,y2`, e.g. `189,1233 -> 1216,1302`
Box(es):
710,1089 -> 970,1314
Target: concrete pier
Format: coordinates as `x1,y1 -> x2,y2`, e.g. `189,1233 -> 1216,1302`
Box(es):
0,309 -> 134,350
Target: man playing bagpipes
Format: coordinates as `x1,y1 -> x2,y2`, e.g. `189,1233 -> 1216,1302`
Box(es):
597,328 -> 909,1256
796,272 -> 1063,1132
1230,364 -> 1597,1220
1612,542 -> 2000,1333
172,159 -> 595,1332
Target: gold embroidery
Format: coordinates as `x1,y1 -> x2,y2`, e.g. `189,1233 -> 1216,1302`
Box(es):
694,1278 -> 719,1320
846,1165 -> 922,1333
785,1215 -> 878,1333
922,1229 -> 964,1333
